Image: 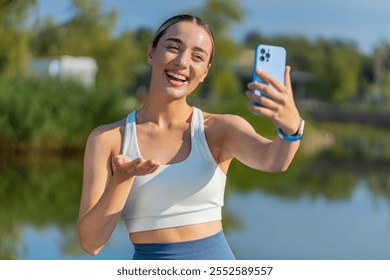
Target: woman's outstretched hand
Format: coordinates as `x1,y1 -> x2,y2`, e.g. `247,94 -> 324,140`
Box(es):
246,66 -> 301,136
113,155 -> 160,179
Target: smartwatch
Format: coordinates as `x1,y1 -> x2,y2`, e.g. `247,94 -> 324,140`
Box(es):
277,118 -> 305,142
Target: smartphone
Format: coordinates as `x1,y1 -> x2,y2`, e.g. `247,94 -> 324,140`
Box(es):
251,44 -> 286,106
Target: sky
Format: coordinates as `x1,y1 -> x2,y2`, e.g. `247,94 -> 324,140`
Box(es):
34,0 -> 390,54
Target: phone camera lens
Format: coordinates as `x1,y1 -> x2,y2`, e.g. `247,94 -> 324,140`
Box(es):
260,56 -> 265,61
266,53 -> 270,58
260,48 -> 266,54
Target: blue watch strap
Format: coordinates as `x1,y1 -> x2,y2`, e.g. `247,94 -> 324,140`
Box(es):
277,118 -> 305,142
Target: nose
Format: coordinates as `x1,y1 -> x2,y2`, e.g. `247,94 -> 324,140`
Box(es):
174,51 -> 190,68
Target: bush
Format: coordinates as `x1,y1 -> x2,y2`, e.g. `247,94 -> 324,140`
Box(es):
0,77 -> 128,151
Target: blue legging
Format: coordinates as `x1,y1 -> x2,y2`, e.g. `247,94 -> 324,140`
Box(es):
132,230 -> 236,260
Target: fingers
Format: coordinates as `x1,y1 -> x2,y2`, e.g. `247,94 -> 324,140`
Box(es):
246,84 -> 283,105
284,65 -> 292,90
132,159 -> 160,175
247,101 -> 274,118
246,65 -> 295,109
113,155 -> 142,168
246,91 -> 278,110
248,66 -> 292,96
114,155 -> 160,177
254,68 -> 284,92
246,65 -> 300,129
113,154 -> 136,165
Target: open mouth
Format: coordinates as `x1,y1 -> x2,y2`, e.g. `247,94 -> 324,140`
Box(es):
166,71 -> 188,83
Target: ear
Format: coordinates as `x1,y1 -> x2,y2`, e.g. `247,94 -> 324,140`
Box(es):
199,63 -> 211,83
147,44 -> 154,65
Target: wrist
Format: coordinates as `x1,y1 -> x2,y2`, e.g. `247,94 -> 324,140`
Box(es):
277,117 -> 305,142
112,171 -> 135,185
281,117 -> 301,135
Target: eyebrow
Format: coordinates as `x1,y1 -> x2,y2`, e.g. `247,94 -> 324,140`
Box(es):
165,37 -> 209,57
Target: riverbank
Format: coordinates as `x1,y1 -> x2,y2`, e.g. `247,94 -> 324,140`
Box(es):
303,101 -> 390,128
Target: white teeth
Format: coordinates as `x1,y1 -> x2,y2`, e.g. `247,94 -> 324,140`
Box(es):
167,71 -> 187,82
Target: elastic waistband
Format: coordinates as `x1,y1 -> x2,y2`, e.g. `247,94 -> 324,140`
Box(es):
132,230 -> 235,260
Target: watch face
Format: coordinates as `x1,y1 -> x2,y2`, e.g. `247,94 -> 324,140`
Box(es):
298,118 -> 305,136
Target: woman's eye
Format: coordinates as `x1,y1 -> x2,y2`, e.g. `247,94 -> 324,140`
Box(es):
167,45 -> 179,52
193,54 -> 204,62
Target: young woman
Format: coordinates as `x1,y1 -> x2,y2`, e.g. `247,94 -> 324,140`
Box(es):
77,14 -> 304,260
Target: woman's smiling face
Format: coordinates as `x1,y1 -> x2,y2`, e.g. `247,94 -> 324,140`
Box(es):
147,21 -> 213,100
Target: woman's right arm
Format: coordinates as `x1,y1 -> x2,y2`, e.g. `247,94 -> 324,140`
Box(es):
77,127 -> 159,255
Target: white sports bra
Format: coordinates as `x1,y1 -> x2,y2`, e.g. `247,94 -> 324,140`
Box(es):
120,107 -> 227,233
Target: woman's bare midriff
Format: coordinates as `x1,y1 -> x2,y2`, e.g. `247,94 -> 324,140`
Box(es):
130,220 -> 223,244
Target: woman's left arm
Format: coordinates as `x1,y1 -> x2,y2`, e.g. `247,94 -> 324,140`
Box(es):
221,66 -> 302,172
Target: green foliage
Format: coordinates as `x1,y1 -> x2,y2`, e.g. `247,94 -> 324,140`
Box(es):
30,0 -> 145,90
200,0 -> 243,35
318,122 -> 390,161
224,140 -> 358,201
0,154 -> 84,259
0,0 -> 36,76
244,34 -> 366,102
30,17 -> 61,55
313,39 -> 364,102
2,0 -> 389,104
95,32 -> 145,88
0,77 -> 128,150
1,0 -> 389,151
206,61 -> 242,99
368,42 -> 390,102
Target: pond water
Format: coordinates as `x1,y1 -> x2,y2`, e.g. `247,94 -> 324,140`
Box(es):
1,154 -> 390,260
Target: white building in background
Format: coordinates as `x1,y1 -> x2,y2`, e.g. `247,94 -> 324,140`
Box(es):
29,55 -> 98,88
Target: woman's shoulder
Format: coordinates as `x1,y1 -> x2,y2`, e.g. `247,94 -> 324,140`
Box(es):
86,118 -> 126,147
202,111 -> 250,130
90,118 -> 125,136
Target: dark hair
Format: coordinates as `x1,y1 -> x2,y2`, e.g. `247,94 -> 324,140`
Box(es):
151,14 -> 215,64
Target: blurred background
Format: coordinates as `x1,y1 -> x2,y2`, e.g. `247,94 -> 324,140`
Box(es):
1,0 -> 390,260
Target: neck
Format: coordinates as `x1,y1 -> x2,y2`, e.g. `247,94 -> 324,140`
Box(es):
137,93 -> 192,127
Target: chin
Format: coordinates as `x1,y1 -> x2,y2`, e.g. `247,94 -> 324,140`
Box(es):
164,89 -> 190,100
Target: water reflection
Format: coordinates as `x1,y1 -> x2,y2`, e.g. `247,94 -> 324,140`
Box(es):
0,153 -> 83,259
227,178 -> 390,259
0,152 -> 389,259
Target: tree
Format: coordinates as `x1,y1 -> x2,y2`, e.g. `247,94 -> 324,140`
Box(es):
192,0 -> 244,100
313,39 -> 364,102
30,0 -> 144,89
244,33 -> 366,102
0,0 -> 36,77
372,42 -> 390,102
244,31 -> 265,48
30,17 -> 61,55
